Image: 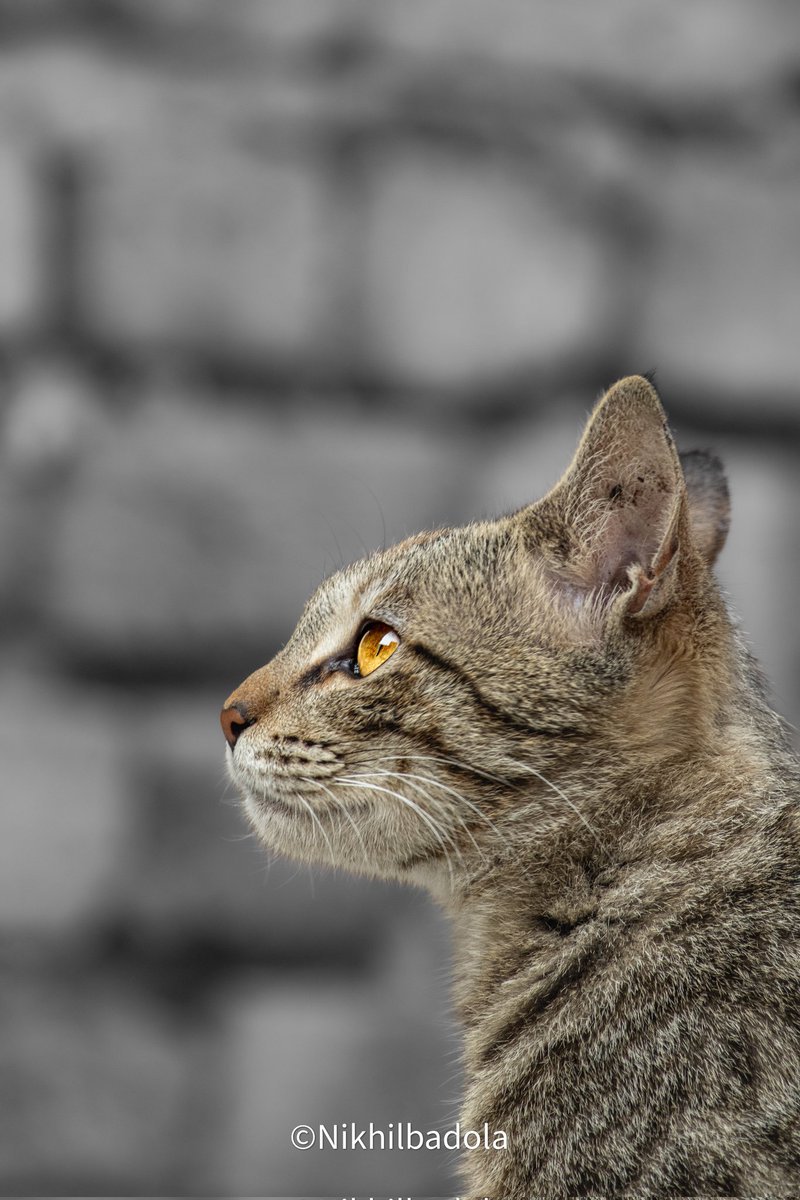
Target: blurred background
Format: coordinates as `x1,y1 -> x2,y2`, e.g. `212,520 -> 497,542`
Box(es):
1,1 -> 799,1196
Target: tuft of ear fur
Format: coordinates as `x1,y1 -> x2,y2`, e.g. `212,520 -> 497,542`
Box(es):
524,375 -> 692,621
679,450 -> 730,566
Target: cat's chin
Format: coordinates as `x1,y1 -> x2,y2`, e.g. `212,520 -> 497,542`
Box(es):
239,787 -> 330,867
241,786 -> 312,839
236,784 -> 439,882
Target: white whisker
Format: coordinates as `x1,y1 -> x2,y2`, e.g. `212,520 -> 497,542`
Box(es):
364,760 -> 508,845
354,749 -> 513,792
357,749 -> 605,853
358,768 -> 485,858
311,778 -> 371,870
337,775 -> 459,888
503,757 -> 607,851
296,793 -> 336,861
337,775 -> 459,857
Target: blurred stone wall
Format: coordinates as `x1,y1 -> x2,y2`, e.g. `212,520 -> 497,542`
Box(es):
1,2 -> 799,1196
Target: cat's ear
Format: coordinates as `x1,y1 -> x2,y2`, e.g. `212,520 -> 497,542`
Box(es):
679,450 -> 730,566
525,375 -> 691,620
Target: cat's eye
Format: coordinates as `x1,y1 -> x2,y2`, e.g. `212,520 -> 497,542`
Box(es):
356,622 -> 400,677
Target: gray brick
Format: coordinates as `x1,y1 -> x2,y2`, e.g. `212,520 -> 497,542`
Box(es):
363,150 -> 612,386
212,0 -> 361,48
0,139 -> 43,333
0,666 -> 128,934
0,44 -> 155,147
81,0 -> 361,52
81,142 -> 332,357
714,441 -> 800,733
363,0 -> 800,99
0,968 -> 214,1192
635,157 -> 800,402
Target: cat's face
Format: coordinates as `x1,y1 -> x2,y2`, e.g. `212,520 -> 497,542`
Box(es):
222,378 -> 730,889
224,520 -> 605,883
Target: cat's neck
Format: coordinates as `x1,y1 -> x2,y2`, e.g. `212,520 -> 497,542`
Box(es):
443,715 -> 795,1028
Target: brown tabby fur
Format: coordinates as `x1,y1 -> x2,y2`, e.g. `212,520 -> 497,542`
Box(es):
223,377 -> 800,1197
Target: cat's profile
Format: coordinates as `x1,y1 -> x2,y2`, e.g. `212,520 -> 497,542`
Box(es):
222,376 -> 800,1198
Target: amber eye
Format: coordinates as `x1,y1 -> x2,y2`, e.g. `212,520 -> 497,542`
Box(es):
356,622 -> 400,677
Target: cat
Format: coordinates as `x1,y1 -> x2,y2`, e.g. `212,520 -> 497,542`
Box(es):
221,376 -> 800,1198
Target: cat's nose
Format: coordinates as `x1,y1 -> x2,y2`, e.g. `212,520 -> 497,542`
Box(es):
220,702 -> 254,749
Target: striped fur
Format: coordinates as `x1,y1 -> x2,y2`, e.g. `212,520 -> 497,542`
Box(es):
224,377 -> 800,1197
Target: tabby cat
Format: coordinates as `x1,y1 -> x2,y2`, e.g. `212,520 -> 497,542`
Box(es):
222,376 -> 800,1197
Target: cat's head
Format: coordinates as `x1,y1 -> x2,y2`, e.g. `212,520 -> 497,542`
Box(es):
222,377 -> 731,889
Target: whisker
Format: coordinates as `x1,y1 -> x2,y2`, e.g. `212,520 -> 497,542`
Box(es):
296,793 -> 337,862
338,775 -> 460,859
221,829 -> 259,845
358,768 -> 486,858
351,749 -> 516,793
501,756 -> 607,851
357,750 -> 605,854
311,778 -> 371,870
337,775 -> 459,888
363,761 -> 508,845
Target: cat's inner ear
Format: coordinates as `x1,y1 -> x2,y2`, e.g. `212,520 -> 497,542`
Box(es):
679,450 -> 730,566
525,375 -> 688,620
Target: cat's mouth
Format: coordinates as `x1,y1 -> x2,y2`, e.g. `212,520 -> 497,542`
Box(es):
242,776 -> 372,819
231,756 -> 321,810
229,749 -> 370,823
242,784 -> 303,822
